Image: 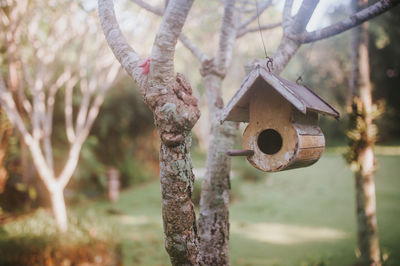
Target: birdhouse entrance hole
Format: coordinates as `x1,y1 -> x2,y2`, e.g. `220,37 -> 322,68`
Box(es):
257,129 -> 282,155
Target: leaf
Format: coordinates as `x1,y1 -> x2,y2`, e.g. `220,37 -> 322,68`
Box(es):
28,186 -> 37,200
15,182 -> 27,192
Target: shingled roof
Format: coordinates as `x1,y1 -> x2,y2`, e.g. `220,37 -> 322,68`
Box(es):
220,65 -> 340,123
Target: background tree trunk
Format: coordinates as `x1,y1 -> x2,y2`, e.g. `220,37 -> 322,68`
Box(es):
349,0 -> 381,265
198,73 -> 236,265
49,184 -> 68,233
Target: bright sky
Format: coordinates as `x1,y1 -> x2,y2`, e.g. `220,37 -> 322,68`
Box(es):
290,0 -> 350,31
87,0 -> 351,32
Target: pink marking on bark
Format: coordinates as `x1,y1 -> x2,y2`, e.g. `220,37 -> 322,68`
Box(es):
139,58 -> 150,74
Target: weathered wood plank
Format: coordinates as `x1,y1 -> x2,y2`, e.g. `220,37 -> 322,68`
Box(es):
299,135 -> 325,149
297,147 -> 325,161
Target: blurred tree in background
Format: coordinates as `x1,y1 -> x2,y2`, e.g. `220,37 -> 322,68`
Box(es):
370,10 -> 400,141
0,0 -> 122,232
71,77 -> 156,200
0,0 -> 159,221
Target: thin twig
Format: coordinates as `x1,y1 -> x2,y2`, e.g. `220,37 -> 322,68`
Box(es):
236,21 -> 281,38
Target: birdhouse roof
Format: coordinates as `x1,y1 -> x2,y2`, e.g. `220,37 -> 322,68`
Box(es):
220,65 -> 340,123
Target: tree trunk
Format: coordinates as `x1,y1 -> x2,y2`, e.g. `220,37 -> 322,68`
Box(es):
354,157 -> 380,266
196,23 -> 300,263
159,136 -> 199,265
198,73 -> 236,265
49,184 -> 68,233
20,141 -> 31,183
349,0 -> 381,264
106,166 -> 120,202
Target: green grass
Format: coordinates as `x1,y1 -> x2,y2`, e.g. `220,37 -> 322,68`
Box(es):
2,152 -> 400,265
225,152 -> 400,265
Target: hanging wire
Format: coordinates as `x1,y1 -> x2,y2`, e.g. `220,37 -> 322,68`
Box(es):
255,0 -> 273,71
255,0 -> 268,58
296,41 -> 316,84
295,76 -> 303,85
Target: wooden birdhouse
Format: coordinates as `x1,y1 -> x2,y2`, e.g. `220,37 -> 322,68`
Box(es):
221,65 -> 339,172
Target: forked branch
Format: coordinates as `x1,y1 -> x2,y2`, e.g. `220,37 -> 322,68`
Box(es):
98,0 -> 147,90
130,0 -> 208,65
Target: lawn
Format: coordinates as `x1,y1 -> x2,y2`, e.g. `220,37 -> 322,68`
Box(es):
2,150 -> 400,265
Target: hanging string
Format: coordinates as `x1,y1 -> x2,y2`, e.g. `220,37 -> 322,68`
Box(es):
255,0 -> 273,71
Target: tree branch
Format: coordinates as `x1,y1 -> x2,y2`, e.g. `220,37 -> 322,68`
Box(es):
0,75 -> 55,187
291,0 -> 320,34
64,77 -> 78,143
32,70 -> 46,141
46,70 -> 71,140
130,0 -> 163,16
59,56 -> 120,191
131,0 -> 208,65
75,53 -> 92,135
0,76 -> 32,145
98,0 -> 148,90
84,63 -> 120,134
236,21 -> 281,38
257,0 -> 318,74
215,0 -> 238,73
150,0 -> 194,85
43,71 -> 71,173
283,0 -> 294,21
295,0 -> 400,44
237,0 -> 273,30
179,33 -> 209,63
58,140 -> 84,189
75,84 -> 91,135
282,0 -> 294,32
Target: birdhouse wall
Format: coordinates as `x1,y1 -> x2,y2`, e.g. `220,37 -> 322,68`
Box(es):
286,110 -> 325,170
286,123 -> 325,170
242,82 -> 325,172
242,84 -> 299,172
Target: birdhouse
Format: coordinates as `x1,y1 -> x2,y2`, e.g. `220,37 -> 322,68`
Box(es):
220,65 -> 339,172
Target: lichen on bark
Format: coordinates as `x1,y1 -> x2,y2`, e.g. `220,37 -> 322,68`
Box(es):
160,133 -> 199,265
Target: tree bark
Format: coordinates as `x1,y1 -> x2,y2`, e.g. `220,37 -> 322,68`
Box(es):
160,136 -> 199,265
49,183 -> 68,233
197,2 -> 238,263
271,36 -> 301,74
198,74 -> 236,266
349,0 -> 381,265
98,1 -> 201,264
